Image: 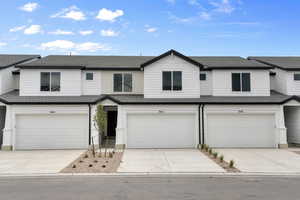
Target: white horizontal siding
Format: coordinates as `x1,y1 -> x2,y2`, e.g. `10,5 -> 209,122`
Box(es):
200,71 -> 212,95
286,71 -> 300,95
82,71 -> 101,95
144,54 -> 200,98
212,69 -> 270,96
20,69 -> 82,96
0,66 -> 18,95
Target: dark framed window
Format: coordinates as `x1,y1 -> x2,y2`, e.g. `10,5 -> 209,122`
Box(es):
40,72 -> 60,92
162,71 -> 172,90
200,73 -> 206,81
40,72 -> 50,91
294,73 -> 300,81
113,73 -> 132,92
86,73 -> 93,80
173,71 -> 182,90
51,72 -> 61,91
232,73 -> 251,92
162,71 -> 182,91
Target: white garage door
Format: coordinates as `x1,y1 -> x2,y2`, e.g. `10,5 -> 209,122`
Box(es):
15,114 -> 89,150
207,114 -> 276,148
127,113 -> 197,148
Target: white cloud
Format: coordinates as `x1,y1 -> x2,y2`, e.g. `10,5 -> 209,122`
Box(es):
40,40 -> 75,50
0,42 -> 7,47
39,40 -> 110,52
19,2 -> 39,12
76,42 -> 110,52
101,29 -> 119,37
24,25 -> 42,35
225,22 -> 260,25
79,30 -> 94,36
96,8 -> 124,22
200,12 -> 211,20
210,0 -> 235,14
49,29 -> 74,35
146,27 -> 157,33
9,25 -> 26,32
51,6 -> 86,21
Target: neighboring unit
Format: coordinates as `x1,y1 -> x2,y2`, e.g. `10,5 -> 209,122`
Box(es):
2,50 -> 300,150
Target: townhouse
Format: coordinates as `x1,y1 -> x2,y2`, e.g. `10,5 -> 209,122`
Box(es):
0,50 -> 300,150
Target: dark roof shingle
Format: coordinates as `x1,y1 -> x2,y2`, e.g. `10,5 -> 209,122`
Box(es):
0,54 -> 40,69
248,57 -> 300,70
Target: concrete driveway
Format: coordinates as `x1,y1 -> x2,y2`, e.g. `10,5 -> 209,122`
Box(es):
118,149 -> 225,173
217,149 -> 300,173
0,150 -> 84,174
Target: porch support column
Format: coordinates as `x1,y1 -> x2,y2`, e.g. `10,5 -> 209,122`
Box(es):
2,105 -> 12,151
90,104 -> 99,147
115,105 -> 125,149
277,105 -> 288,148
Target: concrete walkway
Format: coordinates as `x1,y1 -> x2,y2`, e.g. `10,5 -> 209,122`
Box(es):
118,149 -> 225,173
0,150 -> 84,174
216,149 -> 300,173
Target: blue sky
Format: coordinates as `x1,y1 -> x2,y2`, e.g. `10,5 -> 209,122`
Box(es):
0,0 -> 299,56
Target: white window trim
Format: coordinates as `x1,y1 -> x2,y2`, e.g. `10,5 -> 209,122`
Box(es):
232,72 -> 251,93
112,73 -> 133,93
40,72 -> 61,92
162,71 -> 183,92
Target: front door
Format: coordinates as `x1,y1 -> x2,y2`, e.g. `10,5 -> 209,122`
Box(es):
107,111 -> 117,137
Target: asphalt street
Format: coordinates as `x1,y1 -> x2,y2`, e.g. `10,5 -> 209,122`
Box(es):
0,175 -> 299,200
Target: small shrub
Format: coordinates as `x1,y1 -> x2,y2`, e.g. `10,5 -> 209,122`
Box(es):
219,155 -> 224,163
94,160 -> 98,163
200,144 -> 205,150
102,165 -> 106,168
213,152 -> 218,159
205,145 -> 209,152
208,148 -> 213,155
84,154 -> 88,158
229,160 -> 234,168
72,164 -> 76,168
79,160 -> 83,163
109,152 -> 113,158
89,164 -> 93,167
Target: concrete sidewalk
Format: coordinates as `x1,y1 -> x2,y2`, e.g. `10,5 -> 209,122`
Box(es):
118,149 -> 225,173
217,149 -> 300,173
0,150 -> 84,174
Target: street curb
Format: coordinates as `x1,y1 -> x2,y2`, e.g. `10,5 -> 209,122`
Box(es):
2,172 -> 300,178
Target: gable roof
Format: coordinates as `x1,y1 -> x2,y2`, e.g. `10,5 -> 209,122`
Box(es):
140,49 -> 204,69
15,50 -> 272,71
248,57 -> 300,70
0,54 -> 40,70
191,56 -> 272,70
17,55 -> 155,70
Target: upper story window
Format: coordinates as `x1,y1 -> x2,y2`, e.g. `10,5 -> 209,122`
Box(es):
162,71 -> 182,91
40,72 -> 61,92
113,73 -> 132,92
86,72 -> 93,80
200,73 -> 206,81
294,73 -> 300,81
232,73 -> 251,92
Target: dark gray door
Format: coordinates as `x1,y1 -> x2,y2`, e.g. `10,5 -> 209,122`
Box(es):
0,107 -> 6,149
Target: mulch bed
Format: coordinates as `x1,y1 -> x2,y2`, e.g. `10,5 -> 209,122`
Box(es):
200,149 -> 240,173
61,150 -> 123,173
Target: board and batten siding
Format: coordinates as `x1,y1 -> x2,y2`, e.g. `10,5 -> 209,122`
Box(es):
212,69 -> 270,96
20,69 -> 82,96
144,54 -> 200,98
82,71 -> 101,95
101,71 -> 144,94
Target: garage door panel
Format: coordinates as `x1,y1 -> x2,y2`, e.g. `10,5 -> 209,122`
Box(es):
15,114 -> 88,150
127,113 -> 196,148
207,114 -> 276,148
